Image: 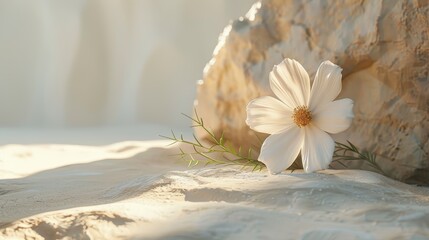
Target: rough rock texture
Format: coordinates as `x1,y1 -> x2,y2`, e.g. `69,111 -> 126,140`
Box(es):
195,0 -> 429,184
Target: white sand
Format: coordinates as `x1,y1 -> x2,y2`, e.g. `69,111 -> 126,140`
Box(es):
1,140 -> 429,239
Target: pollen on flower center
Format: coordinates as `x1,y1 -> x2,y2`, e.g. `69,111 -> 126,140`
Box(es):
292,106 -> 312,127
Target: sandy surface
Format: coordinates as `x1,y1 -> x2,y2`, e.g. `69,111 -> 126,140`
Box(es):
1,140 -> 429,239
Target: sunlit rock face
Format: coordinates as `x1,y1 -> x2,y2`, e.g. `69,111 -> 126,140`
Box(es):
195,0 -> 429,184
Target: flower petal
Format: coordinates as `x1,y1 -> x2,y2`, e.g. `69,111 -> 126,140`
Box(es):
312,98 -> 354,134
309,60 -> 342,111
269,58 -> 310,109
246,96 -> 294,134
258,126 -> 304,174
301,125 -> 335,173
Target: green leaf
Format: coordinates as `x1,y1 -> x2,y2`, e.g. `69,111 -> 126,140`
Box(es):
334,141 -> 386,176
163,108 -> 266,171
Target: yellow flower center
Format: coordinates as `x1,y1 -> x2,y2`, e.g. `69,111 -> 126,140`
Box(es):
292,106 -> 312,127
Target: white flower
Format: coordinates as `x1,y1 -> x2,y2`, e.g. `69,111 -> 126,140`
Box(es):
246,59 -> 354,174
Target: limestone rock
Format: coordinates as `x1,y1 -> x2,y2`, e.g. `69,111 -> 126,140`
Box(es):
195,0 -> 429,184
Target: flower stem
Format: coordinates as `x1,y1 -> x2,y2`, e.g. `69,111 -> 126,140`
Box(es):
160,109 -> 265,171
332,141 -> 386,175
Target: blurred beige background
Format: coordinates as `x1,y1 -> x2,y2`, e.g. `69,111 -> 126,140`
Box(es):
0,0 -> 255,133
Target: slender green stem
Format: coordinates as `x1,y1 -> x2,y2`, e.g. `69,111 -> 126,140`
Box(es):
333,141 -> 386,175
162,109 -> 265,171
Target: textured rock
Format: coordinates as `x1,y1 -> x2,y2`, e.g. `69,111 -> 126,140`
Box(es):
195,0 -> 429,184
